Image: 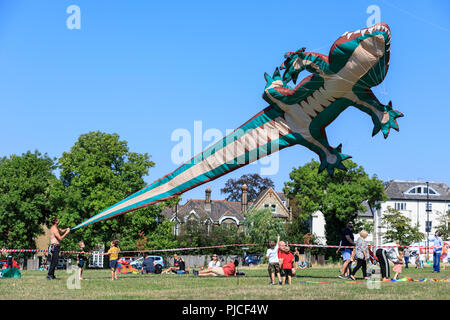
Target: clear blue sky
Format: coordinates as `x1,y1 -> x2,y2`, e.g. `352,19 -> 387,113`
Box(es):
0,0 -> 449,205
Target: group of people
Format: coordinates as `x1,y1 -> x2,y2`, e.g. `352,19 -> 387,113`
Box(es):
337,221 -> 449,281
45,216 -> 449,283
265,235 -> 305,285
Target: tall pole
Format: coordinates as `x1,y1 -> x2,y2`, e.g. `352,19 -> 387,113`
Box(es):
426,182 -> 430,261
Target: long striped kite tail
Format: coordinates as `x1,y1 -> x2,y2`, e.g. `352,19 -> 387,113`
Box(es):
72,105 -> 297,229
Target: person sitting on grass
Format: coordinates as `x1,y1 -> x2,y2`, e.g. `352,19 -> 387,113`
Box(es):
193,259 -> 238,277
298,255 -> 307,269
208,254 -> 221,268
161,253 -> 186,274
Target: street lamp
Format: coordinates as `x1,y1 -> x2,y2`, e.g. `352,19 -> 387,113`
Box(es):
425,182 -> 431,261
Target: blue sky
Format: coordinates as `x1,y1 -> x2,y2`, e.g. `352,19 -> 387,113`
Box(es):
0,0 -> 449,205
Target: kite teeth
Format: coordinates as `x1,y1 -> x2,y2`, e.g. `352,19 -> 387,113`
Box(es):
346,32 -> 353,39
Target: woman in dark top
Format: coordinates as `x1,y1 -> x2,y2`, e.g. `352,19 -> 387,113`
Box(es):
6,252 -> 13,269
77,241 -> 86,280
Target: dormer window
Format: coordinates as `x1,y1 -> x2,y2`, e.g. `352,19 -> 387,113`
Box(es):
404,185 -> 439,196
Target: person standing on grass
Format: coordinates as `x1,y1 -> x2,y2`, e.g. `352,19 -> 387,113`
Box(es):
265,235 -> 282,285
392,250 -> 404,280
350,230 -> 369,280
279,245 -> 294,285
429,231 -> 443,273
293,247 -> 300,269
338,221 -> 355,279
403,247 -> 410,268
47,217 -> 70,280
375,240 -> 400,281
77,241 -> 86,281
107,240 -> 120,280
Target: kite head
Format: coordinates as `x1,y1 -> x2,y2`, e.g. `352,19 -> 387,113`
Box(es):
330,23 -> 391,87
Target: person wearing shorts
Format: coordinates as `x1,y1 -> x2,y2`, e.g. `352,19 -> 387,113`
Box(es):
265,235 -> 282,285
77,241 -> 86,280
279,245 -> 294,285
338,222 -> 355,279
107,240 -> 120,280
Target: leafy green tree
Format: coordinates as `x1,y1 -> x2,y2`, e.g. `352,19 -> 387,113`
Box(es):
54,131 -> 162,251
176,220 -> 248,255
381,207 -> 425,244
243,208 -> 286,253
0,151 -> 57,250
435,210 -> 450,241
283,159 -> 387,255
354,218 -> 374,234
220,173 -> 274,202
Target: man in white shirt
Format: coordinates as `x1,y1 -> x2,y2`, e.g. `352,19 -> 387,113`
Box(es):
265,235 -> 282,285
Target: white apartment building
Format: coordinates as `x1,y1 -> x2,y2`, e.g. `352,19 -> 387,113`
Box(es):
310,180 -> 450,246
373,180 -> 450,246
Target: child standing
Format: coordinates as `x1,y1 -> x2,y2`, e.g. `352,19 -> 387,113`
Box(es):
279,245 -> 295,285
77,241 -> 86,280
392,250 -> 404,280
107,240 -> 120,280
265,235 -> 282,285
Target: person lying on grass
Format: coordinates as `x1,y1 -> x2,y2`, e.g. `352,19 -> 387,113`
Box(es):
192,259 -> 238,277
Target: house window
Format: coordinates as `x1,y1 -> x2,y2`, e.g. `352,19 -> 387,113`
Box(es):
404,186 -> 439,196
394,202 -> 406,211
271,204 -> 276,213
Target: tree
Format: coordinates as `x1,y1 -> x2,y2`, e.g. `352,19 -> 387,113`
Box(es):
381,207 -> 425,244
0,151 -> 57,250
176,220 -> 248,255
243,208 -> 286,252
435,210 -> 450,240
54,131 -> 162,251
220,173 -> 274,202
283,159 -> 387,254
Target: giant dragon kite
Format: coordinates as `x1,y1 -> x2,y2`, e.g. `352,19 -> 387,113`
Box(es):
73,22 -> 402,230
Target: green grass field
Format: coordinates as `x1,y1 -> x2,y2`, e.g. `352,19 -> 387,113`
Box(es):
1,265 -> 449,300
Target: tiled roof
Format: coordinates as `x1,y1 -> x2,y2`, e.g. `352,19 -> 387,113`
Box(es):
385,180 -> 450,201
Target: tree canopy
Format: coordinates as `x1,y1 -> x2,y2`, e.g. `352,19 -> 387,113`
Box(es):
0,151 -> 57,249
220,173 -> 274,202
381,207 -> 425,244
53,131 -> 163,250
283,159 -> 387,249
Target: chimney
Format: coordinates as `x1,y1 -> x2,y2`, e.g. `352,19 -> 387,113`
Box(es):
205,187 -> 212,212
241,184 -> 248,214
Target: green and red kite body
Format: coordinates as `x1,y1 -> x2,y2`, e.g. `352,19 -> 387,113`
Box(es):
73,22 -> 402,230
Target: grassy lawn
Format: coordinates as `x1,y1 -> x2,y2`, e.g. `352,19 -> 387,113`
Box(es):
1,265 -> 449,300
